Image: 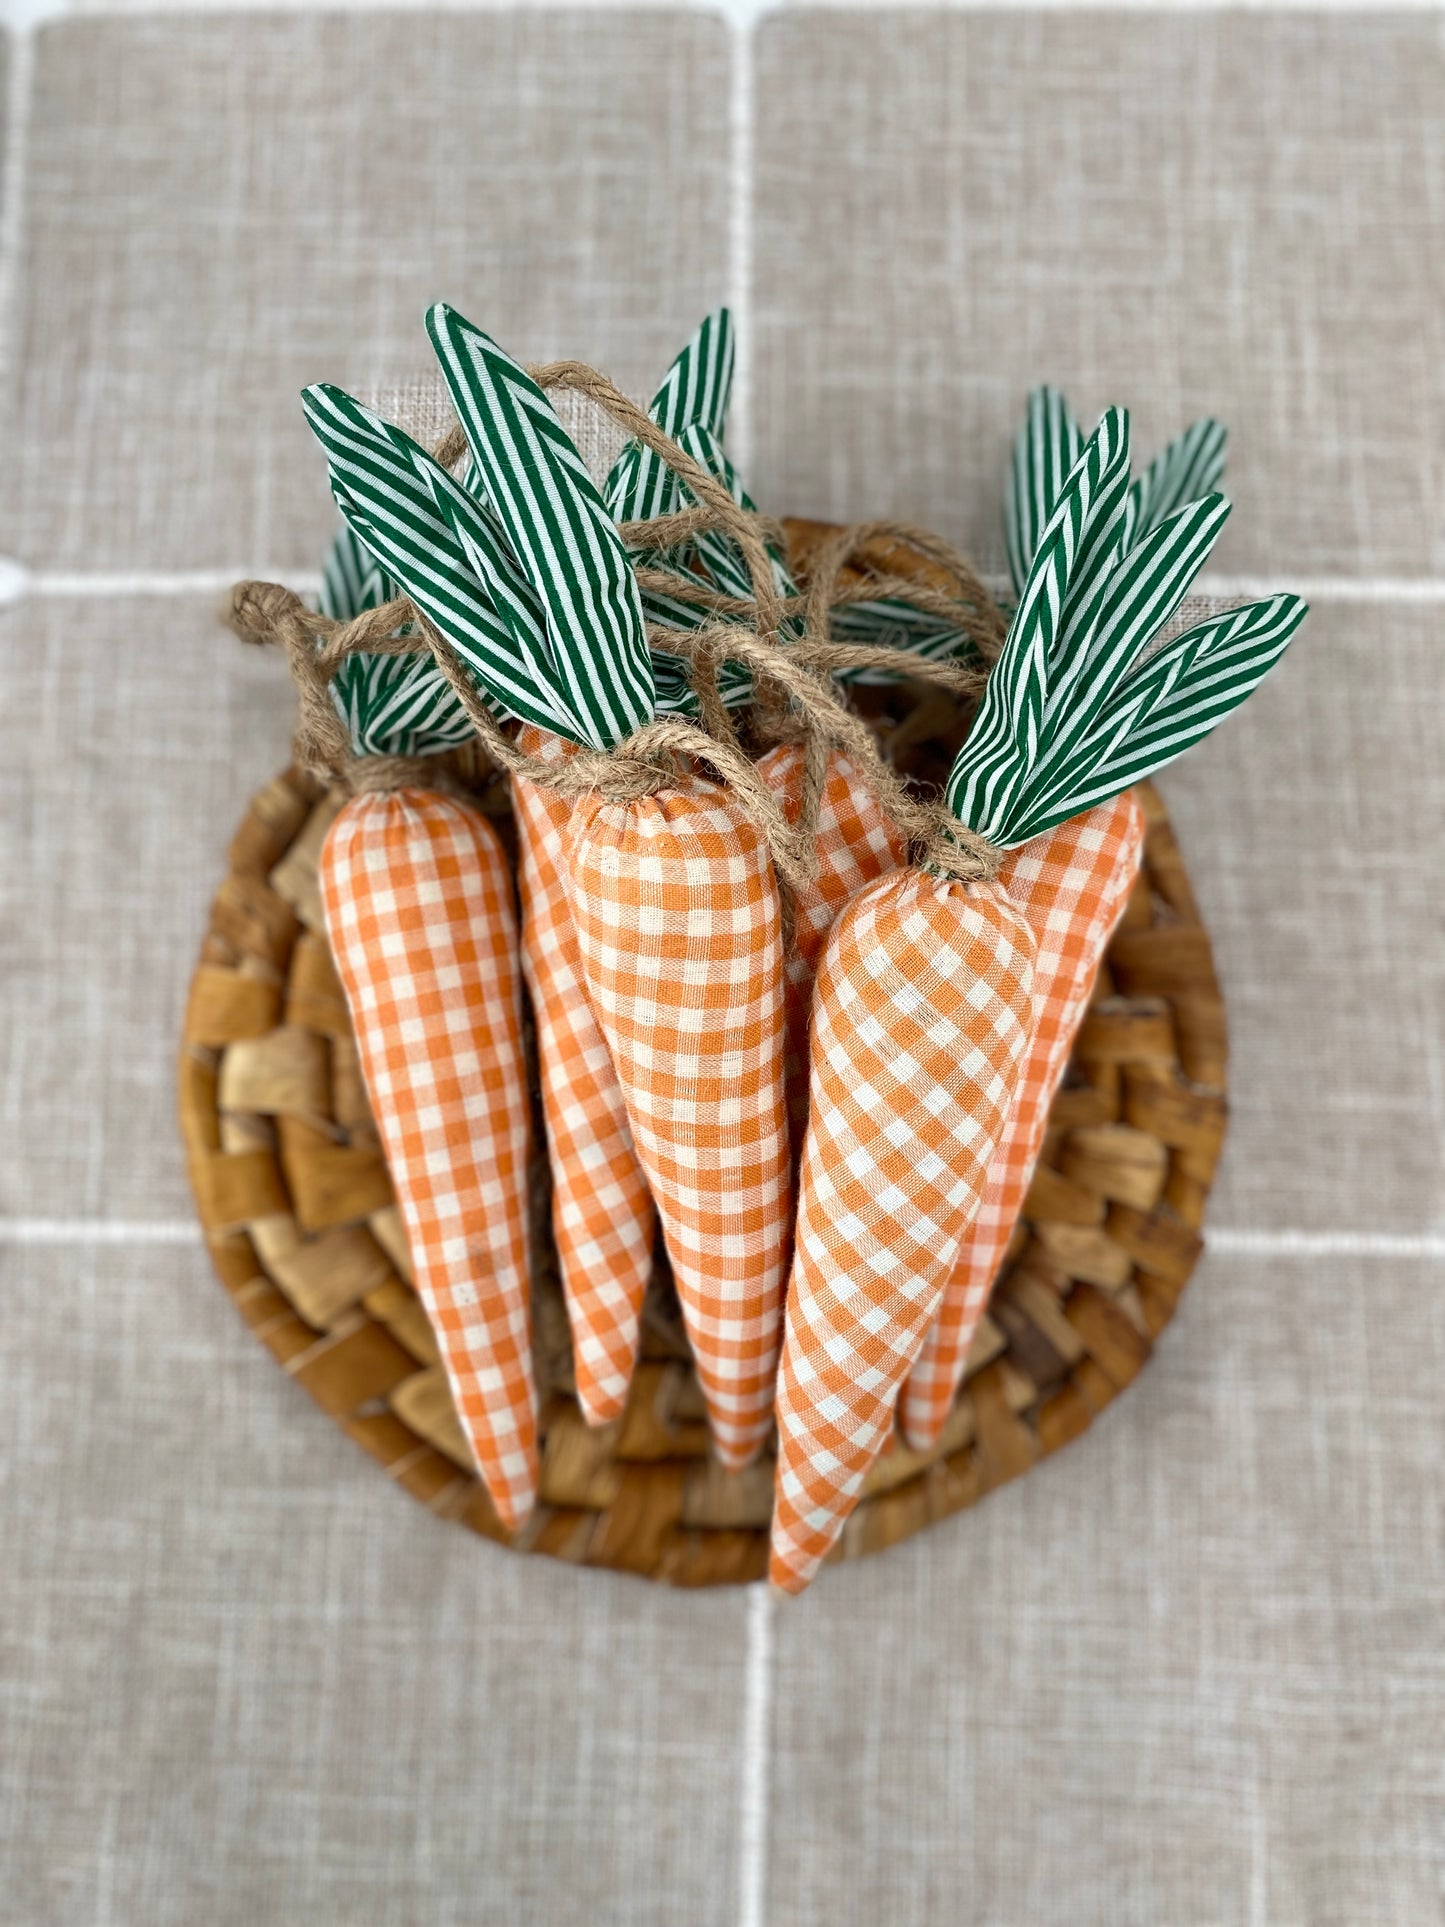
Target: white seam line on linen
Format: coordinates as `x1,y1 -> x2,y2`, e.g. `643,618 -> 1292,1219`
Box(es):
0,1218 -> 205,1245
0,1217 -> 1441,1264
738,1581 -> 775,1927
0,28 -> 33,398
726,5 -> 755,473
14,567 -> 326,599
7,568 -> 1445,606
6,0 -> 1444,20
1206,1229 -> 1445,1259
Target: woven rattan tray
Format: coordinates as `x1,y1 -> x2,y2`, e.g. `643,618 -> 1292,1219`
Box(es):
180,697 -> 1226,1584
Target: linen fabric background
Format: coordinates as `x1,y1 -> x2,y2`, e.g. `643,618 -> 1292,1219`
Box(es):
1,7 -> 1442,1924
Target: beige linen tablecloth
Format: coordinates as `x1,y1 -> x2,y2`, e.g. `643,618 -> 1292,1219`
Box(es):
1,10 -> 1441,1923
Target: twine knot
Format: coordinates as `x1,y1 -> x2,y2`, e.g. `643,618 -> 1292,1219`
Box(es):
917,824 -> 1002,885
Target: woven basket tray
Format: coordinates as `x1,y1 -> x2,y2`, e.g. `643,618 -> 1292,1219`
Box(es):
179,682 -> 1226,1585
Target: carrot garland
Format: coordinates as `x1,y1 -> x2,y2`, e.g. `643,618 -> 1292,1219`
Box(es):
771,406 -> 1307,1592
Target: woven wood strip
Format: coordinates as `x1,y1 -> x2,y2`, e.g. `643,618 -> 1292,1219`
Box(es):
180,544 -> 1227,1587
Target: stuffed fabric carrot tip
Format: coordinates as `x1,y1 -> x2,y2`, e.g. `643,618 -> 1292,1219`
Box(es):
770,403 -> 1307,1593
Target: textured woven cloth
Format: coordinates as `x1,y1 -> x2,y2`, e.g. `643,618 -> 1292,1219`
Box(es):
3,7 -> 1443,1923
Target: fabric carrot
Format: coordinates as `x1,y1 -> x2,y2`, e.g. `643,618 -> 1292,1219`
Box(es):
771,406 -> 1307,1591
311,510 -> 541,1525
420,303 -> 794,1470
498,318 -> 740,1424
302,386 -> 606,1531
319,788 -> 538,1528
899,387 -> 1232,1449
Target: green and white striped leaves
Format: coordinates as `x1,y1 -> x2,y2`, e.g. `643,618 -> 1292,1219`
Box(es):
330,652 -> 477,759
1030,592 -> 1304,821
1005,387 -> 1228,598
1120,415 -> 1228,555
956,407 -> 1129,835
317,521 -> 478,758
1005,388 -> 1083,601
952,407 -> 1304,849
301,382 -> 576,740
427,303 -> 653,751
319,523 -> 395,621
606,308 -> 734,526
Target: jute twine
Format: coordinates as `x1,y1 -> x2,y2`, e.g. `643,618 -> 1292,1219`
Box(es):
227,360 -> 1007,887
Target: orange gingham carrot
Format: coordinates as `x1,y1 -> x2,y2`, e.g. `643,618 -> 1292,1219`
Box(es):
565,777 -> 790,1469
899,792 -> 1145,1450
770,869 -> 1036,1591
512,724 -> 656,1425
757,742 -> 907,1149
319,789 -> 538,1528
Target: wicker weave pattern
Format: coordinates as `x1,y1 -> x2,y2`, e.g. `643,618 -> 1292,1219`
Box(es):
179,720 -> 1226,1586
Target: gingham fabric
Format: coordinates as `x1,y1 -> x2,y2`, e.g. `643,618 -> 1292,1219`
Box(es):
564,778 -> 791,1469
770,870 -> 1036,1592
757,742 -> 907,1150
512,725 -> 656,1425
900,792 -> 1147,1450
319,790 -> 538,1528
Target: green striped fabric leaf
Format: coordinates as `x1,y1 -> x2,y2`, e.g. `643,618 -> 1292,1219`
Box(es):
954,404 -> 1303,849
320,523 -> 395,620
675,421 -> 798,609
320,529 -> 472,758
1120,416 -> 1228,554
1005,389 -> 1230,594
1005,388 -> 1083,599
953,408 -> 1129,837
828,598 -> 967,650
301,382 -> 574,738
829,605 -> 978,684
605,309 -> 734,526
1019,593 -> 1306,833
316,517 -> 484,759
331,651 -> 478,759
1038,491 -> 1233,779
408,450 -> 567,707
1053,419 -> 1134,658
427,303 -> 654,750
